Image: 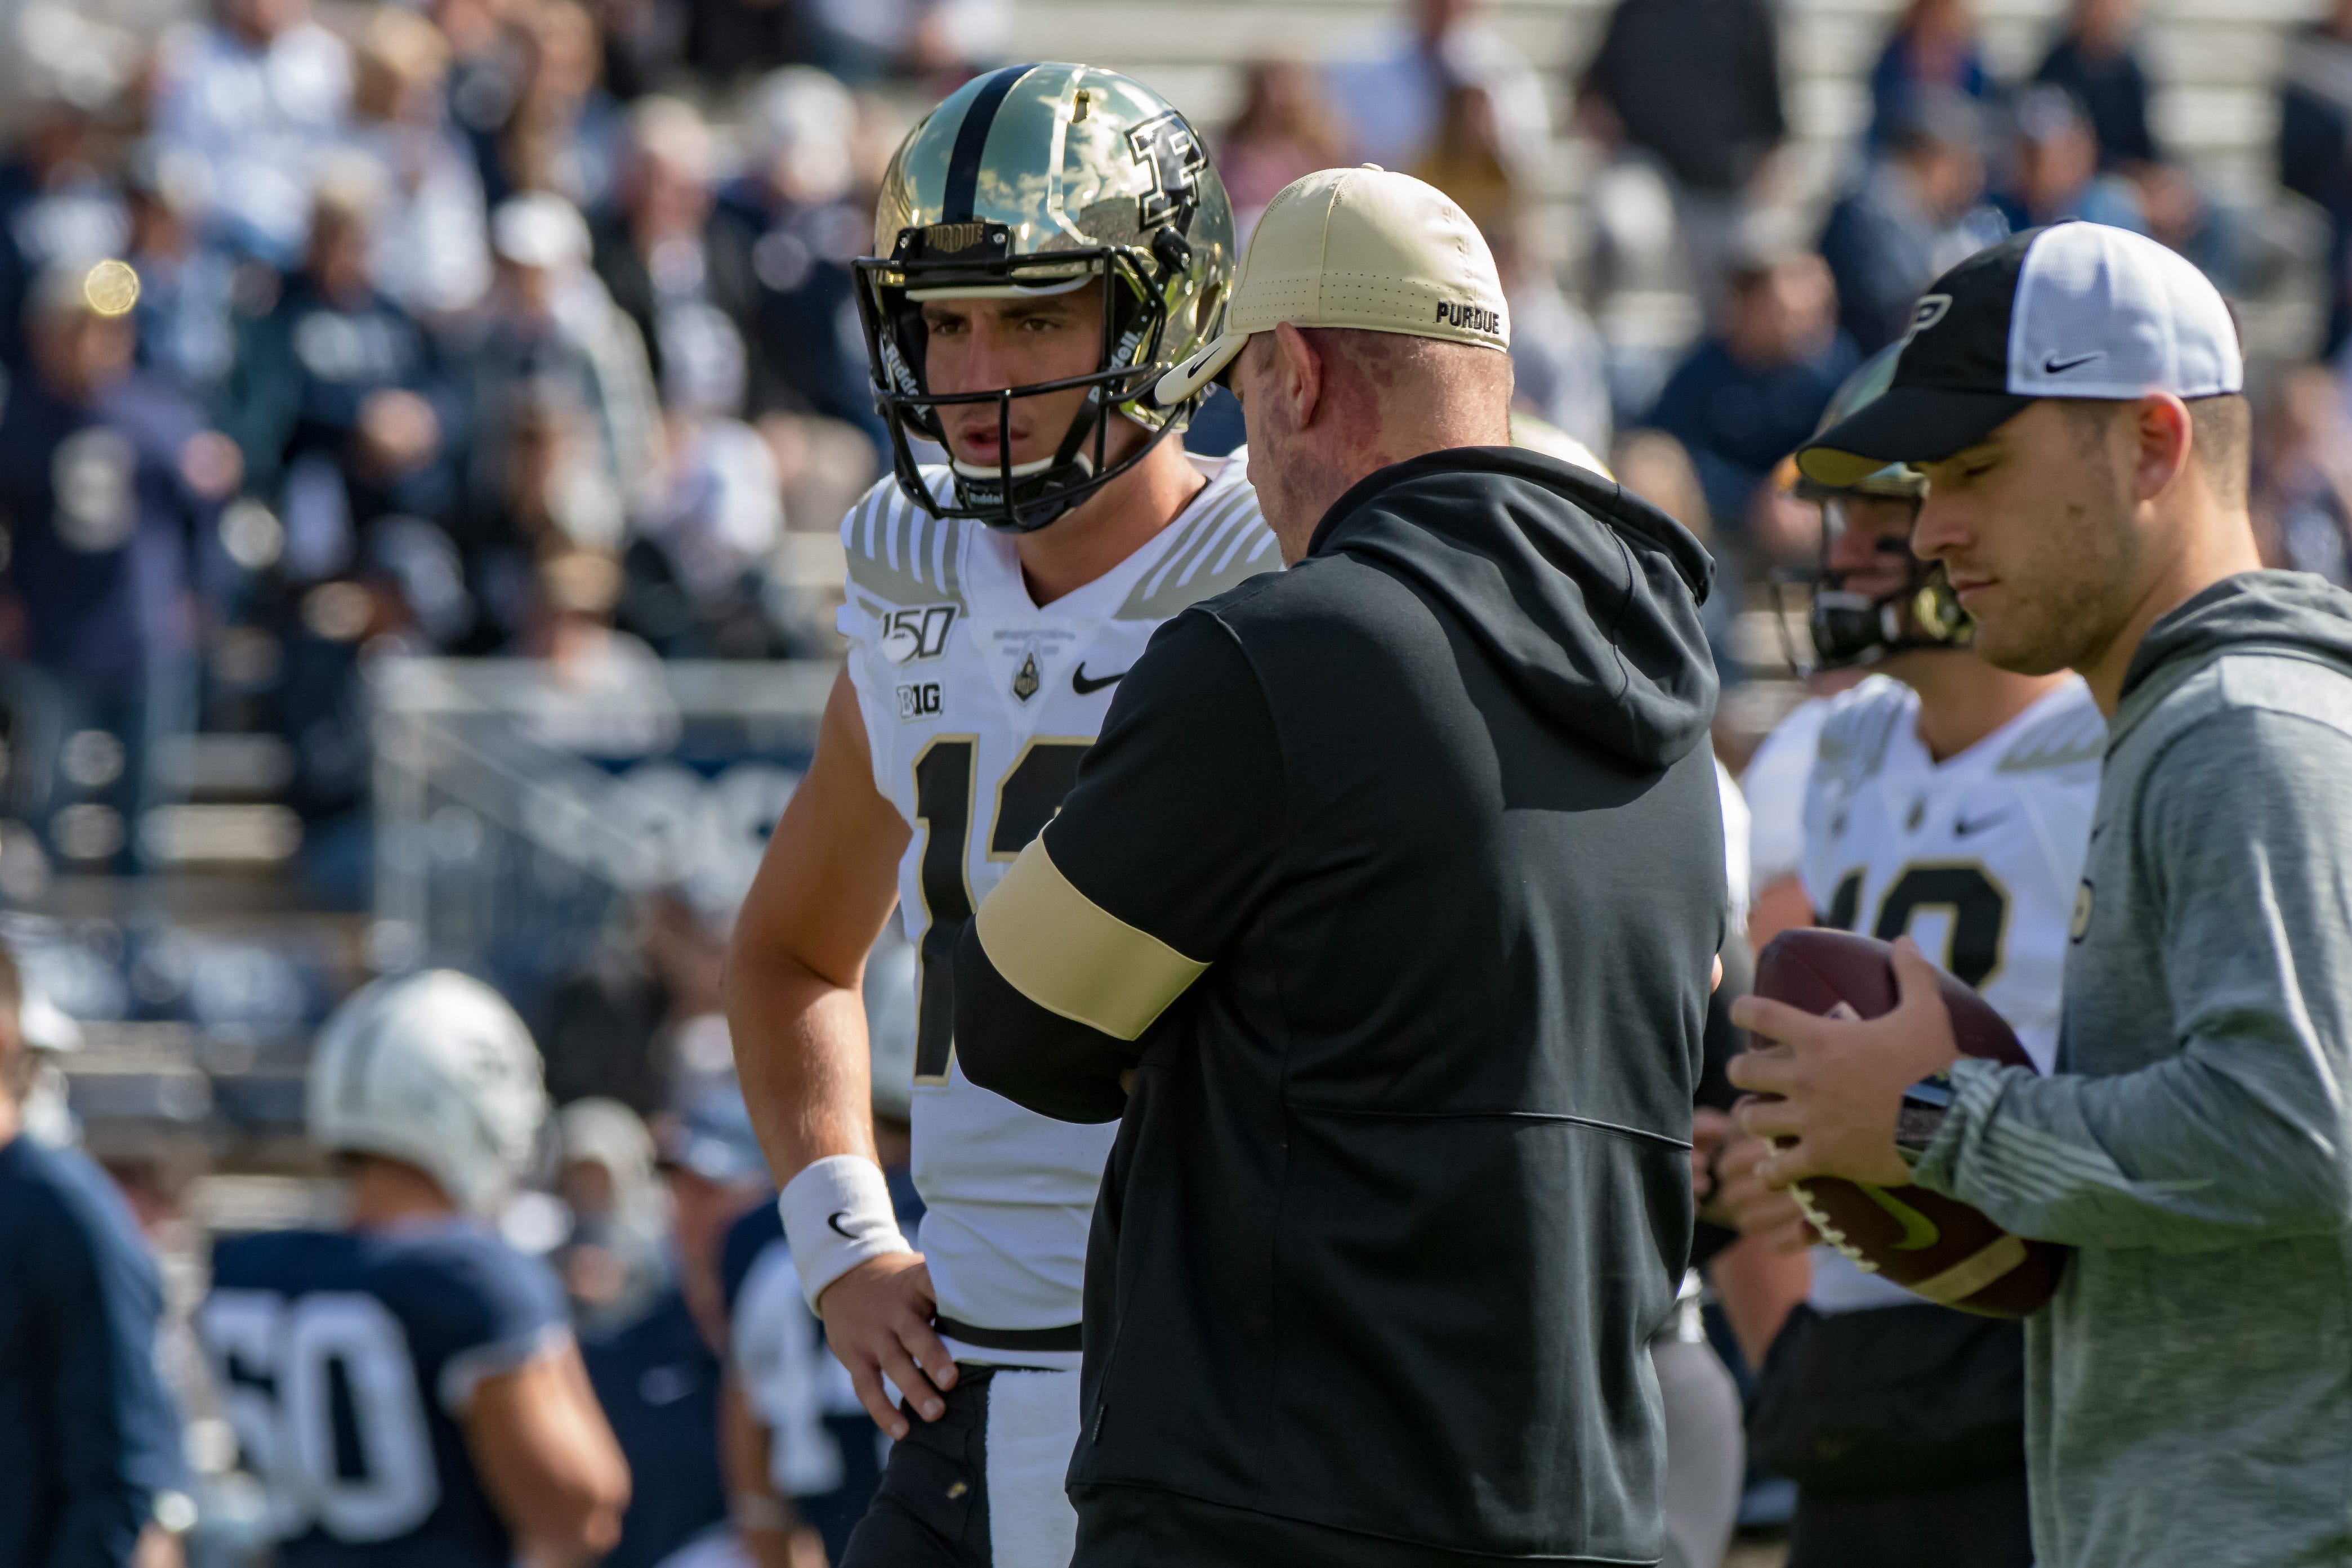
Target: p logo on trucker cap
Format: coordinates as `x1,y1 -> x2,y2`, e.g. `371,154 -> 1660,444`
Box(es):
1903,294 -> 1953,346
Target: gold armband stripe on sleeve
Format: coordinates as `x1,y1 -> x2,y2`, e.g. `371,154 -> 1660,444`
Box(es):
974,838 -> 1208,1041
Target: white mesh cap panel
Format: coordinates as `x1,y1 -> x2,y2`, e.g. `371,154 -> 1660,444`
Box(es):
2007,224 -> 2242,400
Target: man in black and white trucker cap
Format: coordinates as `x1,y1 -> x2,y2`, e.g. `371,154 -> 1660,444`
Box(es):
1734,220 -> 2352,1568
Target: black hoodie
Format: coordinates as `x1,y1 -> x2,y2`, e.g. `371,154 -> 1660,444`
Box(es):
956,448 -> 1726,1563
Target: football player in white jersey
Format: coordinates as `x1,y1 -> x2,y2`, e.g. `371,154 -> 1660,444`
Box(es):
724,64 -> 1275,1568
1711,346 -> 2101,1568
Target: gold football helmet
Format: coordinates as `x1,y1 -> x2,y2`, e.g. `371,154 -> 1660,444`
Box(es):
856,63 -> 1236,531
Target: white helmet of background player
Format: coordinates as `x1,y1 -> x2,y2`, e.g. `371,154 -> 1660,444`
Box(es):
307,970 -> 548,1215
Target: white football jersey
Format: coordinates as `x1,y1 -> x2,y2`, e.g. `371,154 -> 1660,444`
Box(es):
836,452 -> 1277,1364
1796,673 -> 2103,1312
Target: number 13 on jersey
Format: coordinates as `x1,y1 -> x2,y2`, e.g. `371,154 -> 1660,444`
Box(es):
909,735 -> 1090,1082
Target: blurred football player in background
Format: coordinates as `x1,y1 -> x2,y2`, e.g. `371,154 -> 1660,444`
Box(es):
726,64 -> 1274,1568
1711,347 -> 2100,1567
198,971 -> 630,1568
0,936 -> 194,1568
581,1087 -> 774,1568
551,1097 -> 672,1334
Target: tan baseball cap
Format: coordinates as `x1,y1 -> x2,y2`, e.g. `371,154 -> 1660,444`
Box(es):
1154,164 -> 1509,408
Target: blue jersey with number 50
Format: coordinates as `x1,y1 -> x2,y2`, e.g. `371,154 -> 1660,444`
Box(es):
200,1222 -> 568,1568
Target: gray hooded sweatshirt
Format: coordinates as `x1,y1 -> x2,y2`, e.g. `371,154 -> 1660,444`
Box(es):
1913,571 -> 2352,1567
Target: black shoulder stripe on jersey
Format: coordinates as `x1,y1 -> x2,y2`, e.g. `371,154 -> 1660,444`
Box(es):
943,65 -> 1036,225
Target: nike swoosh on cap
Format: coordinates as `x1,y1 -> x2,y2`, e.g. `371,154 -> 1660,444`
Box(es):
2043,351 -> 2104,374
1072,664 -> 1130,695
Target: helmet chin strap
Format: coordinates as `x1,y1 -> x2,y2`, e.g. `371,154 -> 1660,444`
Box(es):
1809,572 -> 1972,669
951,394 -> 1135,532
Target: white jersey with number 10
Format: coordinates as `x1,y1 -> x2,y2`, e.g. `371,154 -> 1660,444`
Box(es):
1797,673 -> 2103,1312
836,451 -> 1275,1365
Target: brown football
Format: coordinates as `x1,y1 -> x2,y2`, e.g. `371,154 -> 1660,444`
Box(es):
1750,928 -> 2069,1317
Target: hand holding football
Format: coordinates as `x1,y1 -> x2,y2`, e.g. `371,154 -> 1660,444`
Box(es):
1731,929 -> 2068,1317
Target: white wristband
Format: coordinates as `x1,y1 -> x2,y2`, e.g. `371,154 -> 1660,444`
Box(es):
779,1154 -> 914,1312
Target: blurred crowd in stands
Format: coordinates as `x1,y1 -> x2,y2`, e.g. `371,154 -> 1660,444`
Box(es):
0,0 -> 978,901
9,0 -> 2352,911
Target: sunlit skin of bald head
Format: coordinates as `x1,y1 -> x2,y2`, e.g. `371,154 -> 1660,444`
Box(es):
1229,321 -> 1512,563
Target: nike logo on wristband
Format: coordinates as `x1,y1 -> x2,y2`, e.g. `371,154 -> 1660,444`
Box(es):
827,1210 -> 864,1239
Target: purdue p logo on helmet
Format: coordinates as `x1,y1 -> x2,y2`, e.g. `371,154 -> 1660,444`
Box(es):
856,63 -> 1237,533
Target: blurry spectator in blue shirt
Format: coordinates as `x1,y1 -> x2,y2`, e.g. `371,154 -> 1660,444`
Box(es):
1576,0 -> 1786,315
0,937 -> 194,1567
1989,86 -> 2147,234
502,0 -> 628,216
0,100 -> 131,377
1819,91 -> 2002,353
714,68 -> 886,450
221,169 -> 450,584
447,193 -> 659,581
123,146 -> 240,400
1647,249 -> 1858,547
2253,364 -> 2352,588
2284,0 -> 2352,356
151,0 -> 353,267
626,337 -> 784,659
592,100 -> 758,419
2033,0 -> 2158,170
350,7 -> 494,321
1868,0 -> 1995,149
0,261 -> 233,872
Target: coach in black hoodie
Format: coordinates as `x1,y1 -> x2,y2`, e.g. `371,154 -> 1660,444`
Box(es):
956,168 -> 1726,1567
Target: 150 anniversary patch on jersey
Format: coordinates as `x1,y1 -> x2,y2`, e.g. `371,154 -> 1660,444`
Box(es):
881,605 -> 957,664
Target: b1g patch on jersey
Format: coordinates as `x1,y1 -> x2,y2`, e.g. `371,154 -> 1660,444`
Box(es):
881,605 -> 958,664
897,681 -> 943,721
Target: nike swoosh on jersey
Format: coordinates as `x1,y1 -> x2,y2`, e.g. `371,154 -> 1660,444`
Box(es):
1954,812 -> 2011,837
1072,664 -> 1130,695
